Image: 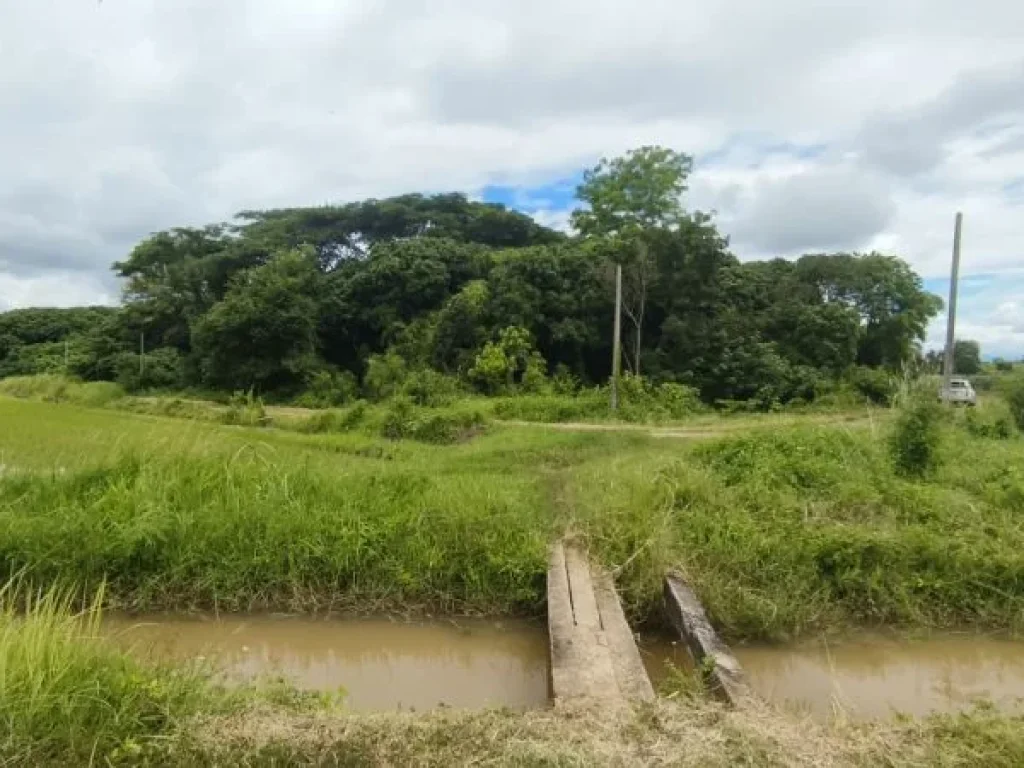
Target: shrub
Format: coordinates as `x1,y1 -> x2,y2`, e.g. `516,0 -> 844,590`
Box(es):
296,369 -> 358,408
380,395 -> 416,440
492,392 -> 608,423
380,397 -> 487,443
890,395 -> 944,477
655,382 -> 702,418
964,404 -> 1016,439
613,374 -> 702,422
295,401 -> 371,434
115,347 -> 185,392
1005,377 -> 1024,432
400,369 -> 463,407
364,352 -> 408,401
550,364 -> 580,395
222,389 -> 269,427
408,409 -> 487,444
849,366 -> 897,405
468,326 -> 539,395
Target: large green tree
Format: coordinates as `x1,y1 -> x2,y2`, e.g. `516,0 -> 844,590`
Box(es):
191,250 -> 321,392
795,253 -> 943,368
953,339 -> 982,375
573,146 -> 693,375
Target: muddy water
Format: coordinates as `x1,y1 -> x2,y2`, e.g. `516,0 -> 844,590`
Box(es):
642,634 -> 1024,720
104,615 -> 549,711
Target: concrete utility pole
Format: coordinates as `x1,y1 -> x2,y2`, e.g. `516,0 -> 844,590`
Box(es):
942,212 -> 963,391
610,263 -> 623,411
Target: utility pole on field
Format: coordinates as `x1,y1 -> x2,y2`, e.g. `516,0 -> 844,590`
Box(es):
610,262 -> 623,411
942,212 -> 963,390
139,332 -> 145,378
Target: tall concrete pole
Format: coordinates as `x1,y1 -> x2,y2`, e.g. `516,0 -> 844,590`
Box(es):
942,212 -> 963,390
611,262 -> 623,411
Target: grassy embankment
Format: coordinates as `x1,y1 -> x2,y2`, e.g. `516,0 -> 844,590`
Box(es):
2,384 -> 1024,763
1,383 -> 1022,633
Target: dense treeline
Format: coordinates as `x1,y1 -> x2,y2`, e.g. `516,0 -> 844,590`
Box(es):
0,147 -> 945,407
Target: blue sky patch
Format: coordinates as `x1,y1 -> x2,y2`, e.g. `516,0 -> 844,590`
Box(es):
482,174 -> 582,214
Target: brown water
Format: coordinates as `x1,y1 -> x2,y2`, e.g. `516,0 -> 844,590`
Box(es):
104,615 -> 549,711
106,615 -> 1024,720
641,634 -> 1024,720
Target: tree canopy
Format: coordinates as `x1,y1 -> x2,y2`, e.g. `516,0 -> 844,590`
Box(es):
0,147 -> 944,406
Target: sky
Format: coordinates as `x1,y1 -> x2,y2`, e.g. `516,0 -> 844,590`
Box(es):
1,1 -> 1023,358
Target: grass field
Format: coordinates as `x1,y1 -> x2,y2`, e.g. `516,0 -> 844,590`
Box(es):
1,393 -> 1022,633
2,390 -> 1024,764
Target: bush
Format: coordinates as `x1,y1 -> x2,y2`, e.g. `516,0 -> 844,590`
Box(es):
364,352 -> 408,401
115,347 -> 185,392
221,390 -> 269,427
295,369 -> 358,408
614,374 -> 702,422
849,366 -> 897,405
550,364 -> 580,395
890,395 -> 944,477
400,369 -> 463,407
964,404 -> 1016,439
380,397 -> 487,443
1005,377 -> 1024,432
380,396 -> 416,440
492,392 -> 608,423
295,401 -> 371,433
468,326 -> 539,395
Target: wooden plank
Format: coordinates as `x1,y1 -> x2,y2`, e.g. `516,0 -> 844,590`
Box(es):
663,572 -> 750,706
594,571 -> 655,702
547,541 -> 582,700
546,542 -> 620,703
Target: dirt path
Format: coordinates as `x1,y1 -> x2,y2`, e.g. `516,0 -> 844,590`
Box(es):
498,412 -> 879,440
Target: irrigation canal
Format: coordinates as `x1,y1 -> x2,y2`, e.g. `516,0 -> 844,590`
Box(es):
102,549 -> 1024,720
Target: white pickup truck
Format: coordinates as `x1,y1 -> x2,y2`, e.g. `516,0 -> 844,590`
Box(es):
938,377 -> 977,406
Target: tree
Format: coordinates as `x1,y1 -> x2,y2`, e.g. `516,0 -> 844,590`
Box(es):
237,193 -> 562,271
953,339 -> 982,375
468,326 -> 541,394
795,253 -> 943,368
573,146 -> 693,375
191,250 -> 321,391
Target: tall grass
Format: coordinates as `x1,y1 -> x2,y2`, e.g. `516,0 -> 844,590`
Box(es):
0,374 -> 125,407
573,423 -> 1024,640
2,394 -> 1022,641
0,583 -> 210,764
0,450 -> 550,614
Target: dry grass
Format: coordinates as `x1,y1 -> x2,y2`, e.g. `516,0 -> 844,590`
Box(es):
179,699 -> 1024,767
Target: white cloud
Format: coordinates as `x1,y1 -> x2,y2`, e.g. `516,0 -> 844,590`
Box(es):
1,0 -> 1023,353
